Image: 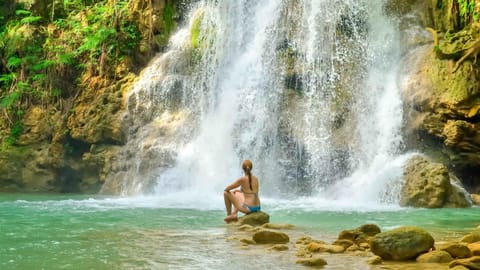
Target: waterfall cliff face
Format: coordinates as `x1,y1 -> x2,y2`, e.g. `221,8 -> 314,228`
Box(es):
106,0 -> 406,206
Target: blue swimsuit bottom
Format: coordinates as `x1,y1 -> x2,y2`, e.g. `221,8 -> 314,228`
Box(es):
244,204 -> 261,213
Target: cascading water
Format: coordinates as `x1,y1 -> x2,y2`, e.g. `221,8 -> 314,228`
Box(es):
108,0 -> 411,208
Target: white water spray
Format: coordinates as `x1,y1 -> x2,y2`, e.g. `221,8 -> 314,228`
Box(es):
111,0 -> 410,208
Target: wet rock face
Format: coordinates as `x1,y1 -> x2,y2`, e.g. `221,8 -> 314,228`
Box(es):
370,226 -> 435,261
401,44 -> 480,192
401,155 -> 471,208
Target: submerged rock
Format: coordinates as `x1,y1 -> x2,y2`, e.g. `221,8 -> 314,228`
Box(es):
262,223 -> 295,230
296,256 -> 327,267
268,244 -> 289,251
370,226 -> 434,261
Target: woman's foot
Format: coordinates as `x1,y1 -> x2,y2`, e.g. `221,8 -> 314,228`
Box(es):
224,214 -> 238,223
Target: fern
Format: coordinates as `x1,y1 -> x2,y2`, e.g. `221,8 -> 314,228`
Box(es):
0,74 -> 16,85
7,56 -> 22,69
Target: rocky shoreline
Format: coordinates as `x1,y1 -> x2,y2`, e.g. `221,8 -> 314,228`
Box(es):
226,212 -> 480,269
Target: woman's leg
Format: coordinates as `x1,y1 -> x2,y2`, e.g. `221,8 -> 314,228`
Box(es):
224,191 -> 233,216
223,191 -> 249,222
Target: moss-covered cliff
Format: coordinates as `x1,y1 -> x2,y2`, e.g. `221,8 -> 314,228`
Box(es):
396,0 -> 480,193
0,0 -> 183,192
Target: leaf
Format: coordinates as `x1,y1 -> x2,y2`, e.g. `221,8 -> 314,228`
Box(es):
7,56 -> 22,69
15,10 -> 32,16
20,16 -> 42,24
0,74 -> 16,84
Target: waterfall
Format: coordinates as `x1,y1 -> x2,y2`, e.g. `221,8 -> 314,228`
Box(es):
108,0 -> 409,208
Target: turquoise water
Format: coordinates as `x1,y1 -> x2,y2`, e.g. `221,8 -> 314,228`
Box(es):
1,194 -> 479,270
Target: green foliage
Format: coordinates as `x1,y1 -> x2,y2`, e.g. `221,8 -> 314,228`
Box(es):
1,91 -> 22,109
456,0 -> 478,24
4,121 -> 23,146
163,2 -> 176,34
190,11 -> 204,50
7,56 -> 21,69
0,0 -> 152,146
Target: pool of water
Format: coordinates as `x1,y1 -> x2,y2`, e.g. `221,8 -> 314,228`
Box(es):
1,194 -> 478,270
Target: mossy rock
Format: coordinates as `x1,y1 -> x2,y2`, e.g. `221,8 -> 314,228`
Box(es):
370,226 -> 434,261
237,211 -> 270,226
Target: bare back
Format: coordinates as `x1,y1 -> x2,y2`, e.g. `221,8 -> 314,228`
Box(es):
240,175 -> 260,206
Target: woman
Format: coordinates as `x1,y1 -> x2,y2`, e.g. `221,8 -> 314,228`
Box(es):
223,160 -> 261,223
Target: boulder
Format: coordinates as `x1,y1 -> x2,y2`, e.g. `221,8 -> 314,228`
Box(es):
252,229 -> 289,244
370,226 -> 434,261
416,250 -> 453,263
449,256 -> 480,270
238,212 -> 270,226
401,155 -> 470,208
438,242 -> 473,258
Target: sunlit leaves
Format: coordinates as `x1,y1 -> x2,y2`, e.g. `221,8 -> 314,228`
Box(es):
7,56 -> 22,69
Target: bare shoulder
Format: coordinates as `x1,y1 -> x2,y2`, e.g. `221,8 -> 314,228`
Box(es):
237,176 -> 248,183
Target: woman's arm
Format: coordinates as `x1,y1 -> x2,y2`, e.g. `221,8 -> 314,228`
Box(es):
224,177 -> 243,191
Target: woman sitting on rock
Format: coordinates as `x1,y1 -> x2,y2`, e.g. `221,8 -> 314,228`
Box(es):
223,160 -> 261,223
